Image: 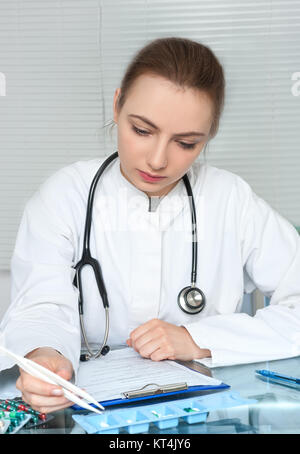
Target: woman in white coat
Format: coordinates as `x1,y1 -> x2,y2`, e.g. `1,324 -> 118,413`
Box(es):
1,37 -> 300,414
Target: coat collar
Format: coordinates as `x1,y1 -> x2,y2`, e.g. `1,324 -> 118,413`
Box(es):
107,155 -> 198,231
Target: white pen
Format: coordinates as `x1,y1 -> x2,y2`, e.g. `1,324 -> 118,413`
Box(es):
0,344 -> 104,414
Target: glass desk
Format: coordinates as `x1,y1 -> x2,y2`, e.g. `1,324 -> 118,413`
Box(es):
11,356 -> 300,434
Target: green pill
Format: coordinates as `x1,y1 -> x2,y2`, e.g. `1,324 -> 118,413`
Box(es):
184,407 -> 196,413
17,412 -> 26,420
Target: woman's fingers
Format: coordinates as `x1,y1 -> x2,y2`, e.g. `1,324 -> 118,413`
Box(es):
15,347 -> 75,414
21,392 -> 73,414
16,370 -> 64,397
127,318 -> 211,361
21,389 -> 71,409
135,336 -> 162,359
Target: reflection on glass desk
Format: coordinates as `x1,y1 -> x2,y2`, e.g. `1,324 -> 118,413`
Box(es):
16,356 -> 300,434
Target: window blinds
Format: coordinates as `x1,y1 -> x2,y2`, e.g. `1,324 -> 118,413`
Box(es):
0,0 -> 299,269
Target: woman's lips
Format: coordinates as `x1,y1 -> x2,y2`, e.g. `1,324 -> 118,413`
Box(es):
137,170 -> 167,183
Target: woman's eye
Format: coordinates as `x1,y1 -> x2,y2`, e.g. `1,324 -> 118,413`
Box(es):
132,125 -> 149,136
179,142 -> 196,149
132,125 -> 196,150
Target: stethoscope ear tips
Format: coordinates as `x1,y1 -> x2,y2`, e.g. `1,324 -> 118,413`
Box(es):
101,345 -> 110,356
80,346 -> 110,361
80,353 -> 91,362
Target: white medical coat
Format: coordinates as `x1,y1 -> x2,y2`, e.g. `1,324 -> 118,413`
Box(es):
1,155 -> 300,376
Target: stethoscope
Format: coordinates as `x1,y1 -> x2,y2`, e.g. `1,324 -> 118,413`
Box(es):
73,151 -> 206,361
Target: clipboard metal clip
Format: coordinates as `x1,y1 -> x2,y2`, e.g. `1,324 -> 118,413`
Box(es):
122,382 -> 188,399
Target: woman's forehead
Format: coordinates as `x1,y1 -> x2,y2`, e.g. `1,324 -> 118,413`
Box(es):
123,74 -> 213,131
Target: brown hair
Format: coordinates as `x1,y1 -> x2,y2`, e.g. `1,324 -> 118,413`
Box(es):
107,37 -> 225,140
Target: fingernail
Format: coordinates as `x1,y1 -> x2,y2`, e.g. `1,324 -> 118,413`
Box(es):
52,388 -> 63,396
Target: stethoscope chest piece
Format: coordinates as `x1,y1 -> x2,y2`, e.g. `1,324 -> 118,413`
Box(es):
177,286 -> 206,314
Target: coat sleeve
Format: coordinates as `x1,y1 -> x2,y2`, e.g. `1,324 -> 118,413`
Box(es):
183,176 -> 300,367
0,167 -> 81,377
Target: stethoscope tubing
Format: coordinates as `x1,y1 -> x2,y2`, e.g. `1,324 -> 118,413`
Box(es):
74,152 -> 205,361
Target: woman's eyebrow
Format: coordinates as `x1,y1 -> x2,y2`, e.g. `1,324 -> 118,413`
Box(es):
128,114 -> 206,137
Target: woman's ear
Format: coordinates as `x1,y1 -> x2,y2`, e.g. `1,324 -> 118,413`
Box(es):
113,88 -> 121,123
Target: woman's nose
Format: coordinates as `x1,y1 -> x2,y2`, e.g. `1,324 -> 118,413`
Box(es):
146,140 -> 168,170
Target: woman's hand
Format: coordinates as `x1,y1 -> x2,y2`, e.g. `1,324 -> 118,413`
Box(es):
126,319 -> 211,361
16,347 -> 74,414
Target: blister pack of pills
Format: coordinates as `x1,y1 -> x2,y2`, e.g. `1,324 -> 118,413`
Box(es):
0,411 -> 32,434
0,399 -> 52,433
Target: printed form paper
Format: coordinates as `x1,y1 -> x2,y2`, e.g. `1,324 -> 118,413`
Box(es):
76,347 -> 222,402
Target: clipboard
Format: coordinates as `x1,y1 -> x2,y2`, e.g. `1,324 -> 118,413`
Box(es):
98,381 -> 229,407
71,359 -> 230,410
71,381 -> 230,409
